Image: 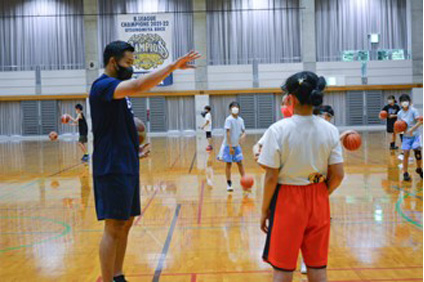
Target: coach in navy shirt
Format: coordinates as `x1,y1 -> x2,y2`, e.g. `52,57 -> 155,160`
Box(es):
90,41 -> 200,282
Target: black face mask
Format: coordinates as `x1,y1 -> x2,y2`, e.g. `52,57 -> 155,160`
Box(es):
201,111 -> 207,118
116,64 -> 134,80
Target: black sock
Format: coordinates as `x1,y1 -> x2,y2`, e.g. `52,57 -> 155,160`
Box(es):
390,142 -> 395,147
227,180 -> 232,186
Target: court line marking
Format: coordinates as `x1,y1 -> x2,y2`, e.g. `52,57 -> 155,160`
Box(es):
0,162 -> 83,200
79,217 -> 424,233
386,183 -> 423,229
125,265 -> 423,278
0,216 -> 71,253
188,152 -> 197,174
197,180 -> 205,224
152,204 -> 181,282
169,143 -> 189,169
396,196 -> 423,229
133,183 -> 161,226
391,184 -> 423,200
48,162 -> 84,177
352,266 -> 369,282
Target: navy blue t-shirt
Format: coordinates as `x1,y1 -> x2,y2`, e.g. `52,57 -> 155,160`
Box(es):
89,74 -> 139,176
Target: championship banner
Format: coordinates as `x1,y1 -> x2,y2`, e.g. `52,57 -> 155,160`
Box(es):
117,14 -> 174,86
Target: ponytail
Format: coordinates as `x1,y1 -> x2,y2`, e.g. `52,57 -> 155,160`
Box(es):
281,71 -> 326,107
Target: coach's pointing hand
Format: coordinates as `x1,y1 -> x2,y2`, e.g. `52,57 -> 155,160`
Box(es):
171,51 -> 202,70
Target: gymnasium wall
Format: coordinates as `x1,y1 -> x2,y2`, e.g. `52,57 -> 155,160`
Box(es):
0,60 -> 415,96
0,60 -> 418,136
0,88 -> 414,136
0,0 -> 421,136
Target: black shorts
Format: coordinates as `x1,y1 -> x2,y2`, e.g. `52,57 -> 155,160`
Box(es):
93,174 -> 141,221
206,131 -> 212,139
79,135 -> 88,143
387,119 -> 395,133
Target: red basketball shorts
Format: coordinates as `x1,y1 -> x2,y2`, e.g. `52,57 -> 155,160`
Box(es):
262,182 -> 331,271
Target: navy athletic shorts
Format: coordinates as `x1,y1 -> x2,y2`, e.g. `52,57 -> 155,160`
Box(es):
93,174 -> 141,220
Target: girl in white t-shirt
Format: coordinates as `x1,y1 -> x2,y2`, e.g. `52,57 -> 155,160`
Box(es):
201,105 -> 213,151
258,71 -> 345,282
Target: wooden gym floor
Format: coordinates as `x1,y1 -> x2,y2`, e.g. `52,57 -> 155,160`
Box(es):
0,132 -> 422,282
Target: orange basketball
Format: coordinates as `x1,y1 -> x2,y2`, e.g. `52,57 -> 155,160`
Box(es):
342,131 -> 362,151
61,114 -> 70,124
418,116 -> 423,122
134,117 -> 147,144
49,131 -> 58,141
379,110 -> 388,119
50,180 -> 60,188
240,176 -> 254,190
394,120 -> 407,133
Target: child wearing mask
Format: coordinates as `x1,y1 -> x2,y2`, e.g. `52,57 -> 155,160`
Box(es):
397,94 -> 423,181
217,102 -> 246,192
382,95 -> 401,150
201,106 -> 213,151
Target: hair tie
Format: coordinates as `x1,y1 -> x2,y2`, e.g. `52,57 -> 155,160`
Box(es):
298,77 -> 305,85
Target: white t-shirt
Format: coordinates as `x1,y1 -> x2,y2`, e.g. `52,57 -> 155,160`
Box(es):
204,112 -> 212,132
257,135 -> 265,146
223,115 -> 245,147
258,115 -> 343,185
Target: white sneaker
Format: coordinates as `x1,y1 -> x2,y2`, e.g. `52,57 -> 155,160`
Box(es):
300,260 -> 307,274
398,154 -> 404,161
227,185 -> 234,192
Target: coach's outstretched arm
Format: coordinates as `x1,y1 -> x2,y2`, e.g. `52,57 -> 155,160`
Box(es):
114,51 -> 201,99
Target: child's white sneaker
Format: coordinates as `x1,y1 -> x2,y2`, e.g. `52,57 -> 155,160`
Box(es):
227,185 -> 234,192
300,260 -> 307,274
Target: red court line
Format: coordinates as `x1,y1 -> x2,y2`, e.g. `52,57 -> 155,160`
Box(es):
124,265 -> 423,278
330,265 -> 422,271
133,183 -> 161,226
191,273 -> 197,282
197,180 -> 205,224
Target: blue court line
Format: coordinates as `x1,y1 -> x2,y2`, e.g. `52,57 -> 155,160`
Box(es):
152,204 -> 181,282
188,152 -> 197,174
